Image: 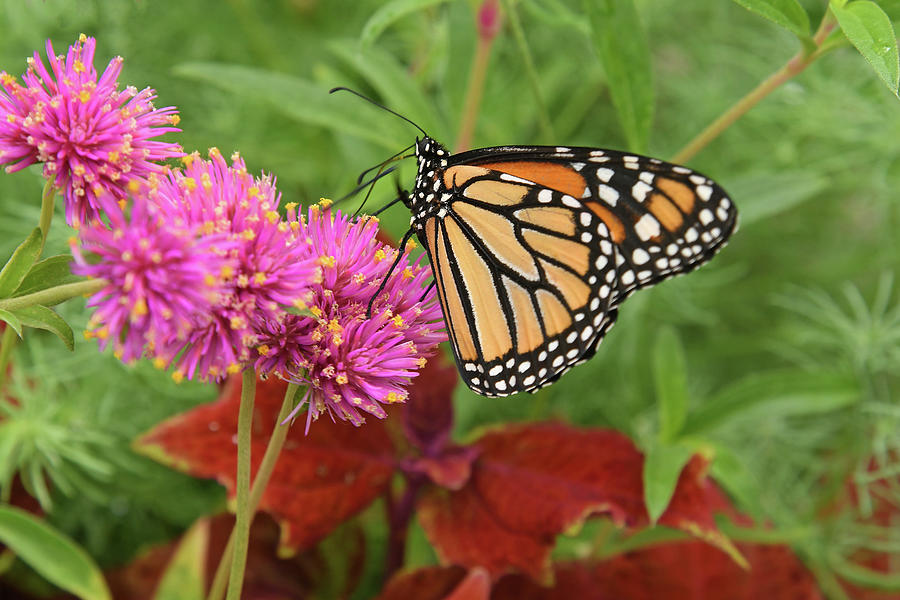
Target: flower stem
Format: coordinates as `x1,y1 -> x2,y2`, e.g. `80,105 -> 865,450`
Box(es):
384,473 -> 426,579
455,0 -> 501,153
671,13 -> 837,164
0,325 -> 15,395
0,279 -> 107,313
208,382 -> 300,600
38,179 -> 56,257
224,369 -> 257,600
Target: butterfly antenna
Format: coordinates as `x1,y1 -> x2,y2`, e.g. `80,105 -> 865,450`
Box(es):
367,227 -> 416,319
356,142 -> 414,184
334,165 -> 397,206
330,87 -> 429,137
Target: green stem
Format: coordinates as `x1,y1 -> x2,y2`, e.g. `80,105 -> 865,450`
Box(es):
502,0 -> 555,141
671,12 -> 838,164
0,326 -> 15,397
38,179 -> 56,257
0,279 -> 107,313
208,382 -> 300,600
454,35 -> 494,153
224,369 -> 257,600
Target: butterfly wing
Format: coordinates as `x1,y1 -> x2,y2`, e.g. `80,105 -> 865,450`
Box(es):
416,145 -> 737,397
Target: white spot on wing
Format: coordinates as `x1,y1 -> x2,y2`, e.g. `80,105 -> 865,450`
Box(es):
635,214 -> 661,241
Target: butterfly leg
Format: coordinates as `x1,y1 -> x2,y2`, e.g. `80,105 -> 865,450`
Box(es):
366,227 -> 416,318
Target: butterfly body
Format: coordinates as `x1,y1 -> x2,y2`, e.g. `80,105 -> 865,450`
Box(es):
403,136 -> 737,397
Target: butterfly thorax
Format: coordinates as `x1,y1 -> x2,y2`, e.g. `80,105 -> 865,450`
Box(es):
407,136 -> 451,231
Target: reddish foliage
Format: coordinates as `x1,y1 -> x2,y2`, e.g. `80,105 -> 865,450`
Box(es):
377,566 -> 491,600
416,423 -> 735,580
381,539 -> 821,600
104,513 -> 326,600
136,376 -> 395,553
402,352 -> 459,454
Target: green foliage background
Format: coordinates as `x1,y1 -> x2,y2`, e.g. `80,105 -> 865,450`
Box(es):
0,0 -> 898,596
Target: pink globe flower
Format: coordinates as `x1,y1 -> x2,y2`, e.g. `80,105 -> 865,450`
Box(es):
151,149 -> 320,382
0,34 -> 182,226
71,192 -> 235,363
253,203 -> 446,428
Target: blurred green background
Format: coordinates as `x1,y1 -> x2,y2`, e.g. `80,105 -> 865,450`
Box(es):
1,0 -> 898,596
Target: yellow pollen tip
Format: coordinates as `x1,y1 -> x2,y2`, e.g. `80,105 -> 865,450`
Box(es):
374,249 -> 386,262
405,239 -> 417,250
131,299 -> 148,317
78,89 -> 90,103
318,255 -> 336,268
169,114 -> 181,125
73,60 -> 85,73
253,272 -> 267,284
79,33 -> 88,42
336,374 -> 349,385
385,391 -> 404,404
183,177 -> 197,191
172,370 -> 185,383
416,357 -> 427,368
241,229 -> 255,241
226,363 -> 241,375
310,306 -> 323,318
153,357 -> 166,369
127,179 -> 140,193
318,198 -> 333,209
285,202 -> 298,211
332,333 -> 343,346
95,326 -> 110,340
392,315 -> 404,328
248,186 -> 259,198
265,210 -> 279,223
257,344 -> 270,356
220,265 -> 235,279
402,267 -> 414,280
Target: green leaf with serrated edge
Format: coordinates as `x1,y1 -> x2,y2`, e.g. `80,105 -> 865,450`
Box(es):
681,369 -> 859,435
360,0 -> 451,46
733,0 -> 811,36
173,63 -> 408,150
13,305 -> 75,351
0,228 -> 43,298
0,506 -> 111,600
584,0 -> 654,153
14,255 -> 82,298
653,327 -> 688,442
0,308 -> 23,338
832,0 -> 899,96
642,443 -> 693,524
153,519 -> 208,600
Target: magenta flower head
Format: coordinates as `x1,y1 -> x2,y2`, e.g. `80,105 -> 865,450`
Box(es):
71,192 -> 235,363
0,34 -> 182,226
151,149 -> 320,382
253,202 -> 446,428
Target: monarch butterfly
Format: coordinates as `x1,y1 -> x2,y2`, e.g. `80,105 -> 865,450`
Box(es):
334,90 -> 738,397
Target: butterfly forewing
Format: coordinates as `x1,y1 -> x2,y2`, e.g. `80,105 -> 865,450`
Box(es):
410,141 -> 737,397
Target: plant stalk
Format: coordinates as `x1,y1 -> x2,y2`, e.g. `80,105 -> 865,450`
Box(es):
207,382 -> 300,600
384,473 -> 426,579
0,279 -> 107,313
38,179 -> 56,257
671,12 -> 837,164
224,369 -> 257,600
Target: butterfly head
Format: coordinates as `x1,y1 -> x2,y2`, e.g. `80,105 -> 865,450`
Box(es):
408,136 -> 450,215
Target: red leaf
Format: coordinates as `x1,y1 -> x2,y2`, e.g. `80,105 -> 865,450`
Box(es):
104,513 -> 325,600
377,566 -> 491,600
417,423 -> 734,579
402,351 -> 459,453
492,542 -> 821,599
136,376 -> 396,553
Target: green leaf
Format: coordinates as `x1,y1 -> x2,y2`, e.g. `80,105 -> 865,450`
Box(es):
653,327 -> 688,442
709,444 -> 763,517
0,506 -> 111,600
0,308 -> 23,338
360,0 -> 451,46
732,0 -> 811,36
14,255 -> 82,298
329,41 -> 446,140
153,519 -> 209,600
0,228 -> 43,298
643,443 -> 693,523
584,0 -> 654,153
726,171 -> 828,226
831,0 -> 899,96
682,369 -> 860,435
13,305 -> 75,351
173,63 -> 408,149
